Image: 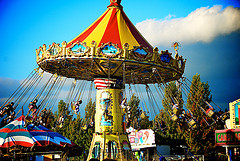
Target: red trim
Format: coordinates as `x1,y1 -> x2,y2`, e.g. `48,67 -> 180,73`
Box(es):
0,128 -> 29,133
216,142 -> 240,146
108,3 -> 119,8
16,115 -> 25,121
0,140 -> 74,148
29,129 -> 50,132
99,8 -> 122,48
206,108 -> 211,114
0,141 -> 33,148
121,10 -> 153,52
216,129 -> 240,133
66,9 -> 110,48
59,141 -> 75,147
215,129 -> 240,146
238,108 -> 240,124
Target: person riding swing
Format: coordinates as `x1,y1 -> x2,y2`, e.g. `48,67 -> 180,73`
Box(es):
74,100 -> 82,114
0,102 -> 15,117
29,99 -> 39,121
5,111 -> 16,124
38,108 -> 47,126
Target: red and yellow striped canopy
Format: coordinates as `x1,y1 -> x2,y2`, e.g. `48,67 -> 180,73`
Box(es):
67,2 -> 153,52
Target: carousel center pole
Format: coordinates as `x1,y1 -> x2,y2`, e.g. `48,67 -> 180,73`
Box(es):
87,78 -> 130,161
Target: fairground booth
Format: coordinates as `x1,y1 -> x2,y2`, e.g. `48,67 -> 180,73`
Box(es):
215,99 -> 240,161
127,127 -> 156,161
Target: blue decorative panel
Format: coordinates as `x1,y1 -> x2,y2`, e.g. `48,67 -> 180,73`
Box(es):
102,45 -> 118,55
134,48 -> 148,56
160,54 -> 171,63
49,47 -> 58,56
72,44 -> 86,53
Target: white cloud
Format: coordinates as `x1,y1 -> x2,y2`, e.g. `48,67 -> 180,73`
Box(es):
136,5 -> 240,47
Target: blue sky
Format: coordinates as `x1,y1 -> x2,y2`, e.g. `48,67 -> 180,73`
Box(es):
0,0 -> 239,115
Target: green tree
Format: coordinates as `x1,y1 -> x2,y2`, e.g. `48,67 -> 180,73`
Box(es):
127,94 -> 151,129
57,100 -> 69,116
45,109 -> 55,129
52,99 -> 96,160
54,100 -> 72,135
81,99 -> 96,156
159,81 -> 186,148
185,74 -> 218,155
128,94 -> 140,129
84,98 -> 95,122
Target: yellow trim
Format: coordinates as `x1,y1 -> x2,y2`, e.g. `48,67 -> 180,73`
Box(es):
83,9 -> 113,46
117,9 -> 139,50
229,99 -> 240,129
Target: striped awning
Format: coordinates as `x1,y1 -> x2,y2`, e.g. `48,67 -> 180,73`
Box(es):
0,116 -> 75,148
67,1 -> 153,52
27,124 -> 75,147
94,78 -> 123,90
94,79 -> 115,90
0,116 -> 34,148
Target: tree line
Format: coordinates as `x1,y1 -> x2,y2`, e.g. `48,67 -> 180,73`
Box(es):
47,74 -> 225,160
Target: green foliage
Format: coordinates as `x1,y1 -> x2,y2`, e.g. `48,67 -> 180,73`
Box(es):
50,99 -> 95,160
128,94 -> 140,129
45,110 -> 55,129
153,75 -> 218,155
58,100 -> 69,115
184,74 -> 216,155
46,74 -> 219,158
127,94 -> 151,129
157,81 -> 185,147
84,98 -> 95,123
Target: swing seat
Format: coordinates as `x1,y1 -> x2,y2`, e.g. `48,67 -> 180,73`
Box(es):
188,119 -> 197,129
140,112 -> 147,119
72,105 -> 76,110
173,108 -> 183,116
25,116 -> 32,126
29,105 -> 36,112
0,110 -> 7,117
25,116 -> 32,121
220,112 -> 230,121
105,115 -> 113,121
66,115 -> 72,119
122,108 -> 127,113
82,125 -> 87,130
206,108 -> 214,117
171,114 -> 179,122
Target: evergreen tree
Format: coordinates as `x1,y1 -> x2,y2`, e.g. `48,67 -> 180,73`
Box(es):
83,98 -> 95,127
45,109 -> 55,129
52,99 -> 96,160
139,114 -> 151,129
128,94 -> 141,129
54,100 -> 72,134
158,81 -> 186,152
124,94 -> 151,130
81,99 -> 95,156
58,100 -> 68,115
185,74 -> 218,155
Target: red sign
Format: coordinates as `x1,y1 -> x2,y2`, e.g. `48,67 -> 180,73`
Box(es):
215,129 -> 240,146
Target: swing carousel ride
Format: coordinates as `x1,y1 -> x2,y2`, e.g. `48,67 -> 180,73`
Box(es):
0,0 -> 230,160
